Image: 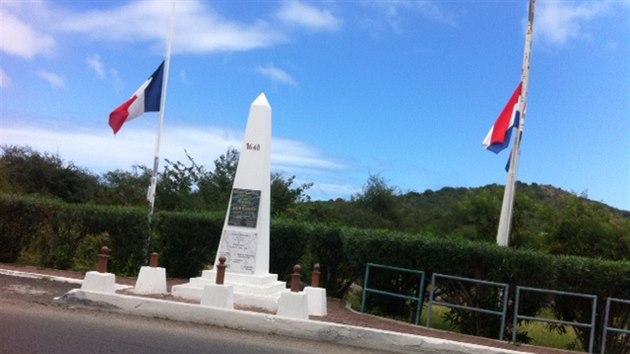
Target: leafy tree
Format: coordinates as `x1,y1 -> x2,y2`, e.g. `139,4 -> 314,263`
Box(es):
197,147 -> 239,210
157,150 -> 205,211
548,193 -> 630,260
351,174 -> 400,228
451,186 -> 502,242
0,145 -> 100,203
98,166 -> 151,206
270,173 -> 313,216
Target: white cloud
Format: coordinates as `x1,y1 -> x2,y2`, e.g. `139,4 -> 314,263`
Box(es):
58,0 -> 286,54
37,71 -> 66,88
277,1 -> 342,31
366,0 -> 457,32
86,54 -> 106,78
273,139 -> 343,170
536,0 -> 612,46
0,10 -> 55,58
0,68 -> 11,88
256,64 -> 297,87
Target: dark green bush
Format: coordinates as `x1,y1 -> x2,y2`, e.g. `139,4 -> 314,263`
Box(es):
0,194 -> 50,262
270,218 -> 310,282
154,210 -> 224,278
0,193 -> 149,276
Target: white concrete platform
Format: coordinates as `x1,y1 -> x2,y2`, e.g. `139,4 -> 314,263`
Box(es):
172,269 -> 285,311
201,284 -> 234,309
53,289 -> 532,354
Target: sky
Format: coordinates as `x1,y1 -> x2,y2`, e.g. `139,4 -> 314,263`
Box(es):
1,0 -> 629,211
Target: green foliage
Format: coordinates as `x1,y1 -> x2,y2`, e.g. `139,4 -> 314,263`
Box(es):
72,232 -> 110,272
270,173 -> 312,217
197,147 -> 239,210
154,210 -> 224,278
351,174 -> 400,228
0,193 -> 148,275
0,194 -> 49,262
269,218 -> 310,281
0,145 -> 100,203
99,166 -> 152,206
549,194 -> 630,260
451,186 -> 502,242
550,255 -> 630,352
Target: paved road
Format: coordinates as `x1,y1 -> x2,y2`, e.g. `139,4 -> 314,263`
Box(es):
0,274 -> 389,354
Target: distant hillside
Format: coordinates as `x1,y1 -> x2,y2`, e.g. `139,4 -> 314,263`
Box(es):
296,181 -> 630,261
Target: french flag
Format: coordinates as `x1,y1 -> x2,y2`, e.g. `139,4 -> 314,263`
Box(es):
482,82 -> 523,153
109,61 -> 164,134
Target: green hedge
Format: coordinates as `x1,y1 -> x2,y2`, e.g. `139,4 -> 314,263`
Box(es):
154,210 -> 224,278
0,194 -> 149,275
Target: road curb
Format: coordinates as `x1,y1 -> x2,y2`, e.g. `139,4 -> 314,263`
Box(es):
54,289 -> 531,354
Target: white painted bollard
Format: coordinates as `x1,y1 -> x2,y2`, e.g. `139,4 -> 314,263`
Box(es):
200,256 -> 234,309
277,290 -> 309,319
304,286 -> 327,316
82,271 -> 116,293
81,246 -> 116,293
304,263 -> 327,316
277,265 -> 309,319
134,267 -> 167,294
133,253 -> 167,294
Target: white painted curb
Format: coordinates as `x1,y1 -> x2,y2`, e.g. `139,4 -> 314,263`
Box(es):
0,269 -> 132,290
54,289 -> 531,354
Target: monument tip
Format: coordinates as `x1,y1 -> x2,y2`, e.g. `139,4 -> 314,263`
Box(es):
252,92 -> 270,108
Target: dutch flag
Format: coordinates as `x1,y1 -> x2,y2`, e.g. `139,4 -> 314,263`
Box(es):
109,61 -> 164,134
482,82 -> 523,154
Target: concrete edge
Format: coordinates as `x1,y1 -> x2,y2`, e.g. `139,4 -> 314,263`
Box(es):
54,289 -> 531,354
0,269 -> 131,290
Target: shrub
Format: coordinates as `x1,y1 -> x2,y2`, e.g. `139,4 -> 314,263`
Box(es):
155,210 -> 224,278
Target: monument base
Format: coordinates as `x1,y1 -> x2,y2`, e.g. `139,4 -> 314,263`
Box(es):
201,284 -> 234,309
171,269 -> 285,311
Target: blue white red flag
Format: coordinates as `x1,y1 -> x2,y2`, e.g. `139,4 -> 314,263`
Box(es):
482,83 -> 522,153
109,61 -> 164,134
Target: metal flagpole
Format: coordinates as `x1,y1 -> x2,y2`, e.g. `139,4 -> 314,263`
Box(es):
496,0 -> 536,247
147,0 -> 176,221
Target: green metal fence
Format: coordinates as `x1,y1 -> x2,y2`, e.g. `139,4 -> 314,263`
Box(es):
600,297 -> 630,354
513,286 -> 597,353
426,273 -> 510,340
360,263 -> 425,325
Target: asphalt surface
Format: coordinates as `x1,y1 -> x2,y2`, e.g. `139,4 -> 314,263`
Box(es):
0,274 -> 389,354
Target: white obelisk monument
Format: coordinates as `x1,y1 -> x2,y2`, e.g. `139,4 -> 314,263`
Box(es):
214,92 -> 272,275
172,93 -> 285,310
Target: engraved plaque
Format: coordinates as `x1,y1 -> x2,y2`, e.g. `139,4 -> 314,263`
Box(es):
227,188 -> 261,228
218,230 -> 257,274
